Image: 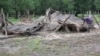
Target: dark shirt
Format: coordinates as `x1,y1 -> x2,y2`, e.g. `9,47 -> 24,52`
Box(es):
83,18 -> 92,24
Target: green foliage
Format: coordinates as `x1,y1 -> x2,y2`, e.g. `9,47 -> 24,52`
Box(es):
9,17 -> 19,23
0,0 -> 100,17
95,0 -> 100,10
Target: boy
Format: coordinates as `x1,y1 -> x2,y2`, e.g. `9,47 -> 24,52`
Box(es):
82,16 -> 93,32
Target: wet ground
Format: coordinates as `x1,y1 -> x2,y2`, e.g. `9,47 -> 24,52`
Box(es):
0,30 -> 100,56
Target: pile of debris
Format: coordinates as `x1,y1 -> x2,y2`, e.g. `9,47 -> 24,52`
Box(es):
0,9 -> 89,36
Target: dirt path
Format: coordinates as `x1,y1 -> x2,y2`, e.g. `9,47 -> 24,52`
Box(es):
0,30 -> 100,56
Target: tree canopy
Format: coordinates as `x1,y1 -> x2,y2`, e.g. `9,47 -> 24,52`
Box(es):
0,0 -> 100,17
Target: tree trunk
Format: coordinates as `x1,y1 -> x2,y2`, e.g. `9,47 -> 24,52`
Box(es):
1,8 -> 8,36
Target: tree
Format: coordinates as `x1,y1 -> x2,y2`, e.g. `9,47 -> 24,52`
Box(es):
95,0 -> 100,11
0,0 -> 99,17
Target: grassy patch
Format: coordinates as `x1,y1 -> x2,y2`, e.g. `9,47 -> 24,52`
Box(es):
8,17 -> 19,24
8,14 -> 100,24
33,16 -> 40,19
25,39 -> 42,51
8,16 -> 40,24
94,14 -> 100,22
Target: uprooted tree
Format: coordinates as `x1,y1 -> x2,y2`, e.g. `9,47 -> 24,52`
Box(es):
0,8 -> 89,36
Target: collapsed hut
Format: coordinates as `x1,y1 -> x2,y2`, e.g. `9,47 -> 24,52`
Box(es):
1,9 -> 89,35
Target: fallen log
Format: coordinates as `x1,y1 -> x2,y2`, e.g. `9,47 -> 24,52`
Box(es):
2,23 -> 43,35
1,9 -> 90,36
0,35 -> 16,40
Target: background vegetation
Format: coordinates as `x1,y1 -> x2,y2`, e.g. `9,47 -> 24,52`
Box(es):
0,0 -> 100,18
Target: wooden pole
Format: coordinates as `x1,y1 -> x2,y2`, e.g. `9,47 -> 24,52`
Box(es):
93,14 -> 100,29
1,8 -> 8,36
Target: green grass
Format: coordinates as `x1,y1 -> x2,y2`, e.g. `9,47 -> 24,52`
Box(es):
8,16 -> 40,24
33,16 -> 40,19
8,14 -> 100,24
8,17 -> 19,24
94,14 -> 100,22
25,39 -> 43,51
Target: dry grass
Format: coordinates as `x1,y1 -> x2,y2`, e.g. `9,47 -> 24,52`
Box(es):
0,30 -> 100,56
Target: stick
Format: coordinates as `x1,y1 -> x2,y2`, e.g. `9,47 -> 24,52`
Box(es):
93,14 -> 100,29
54,16 -> 70,32
46,8 -> 51,23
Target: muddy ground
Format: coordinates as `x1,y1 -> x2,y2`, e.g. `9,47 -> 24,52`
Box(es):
0,30 -> 100,56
